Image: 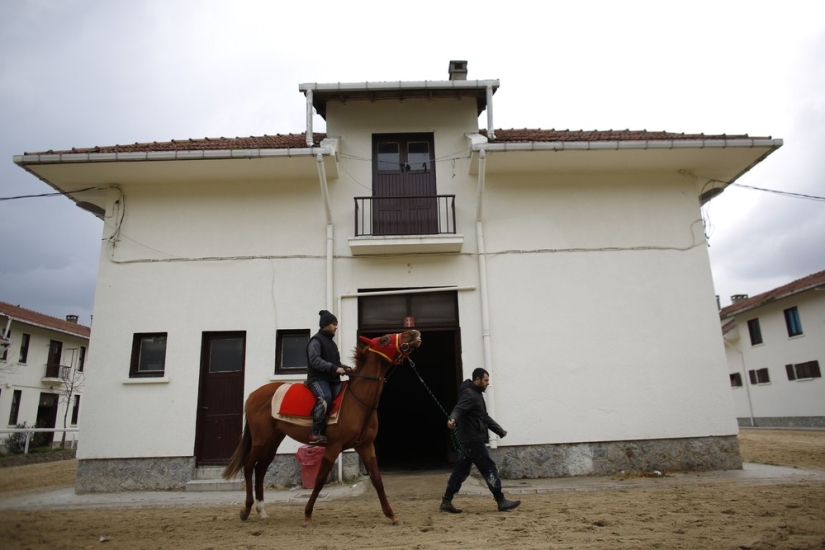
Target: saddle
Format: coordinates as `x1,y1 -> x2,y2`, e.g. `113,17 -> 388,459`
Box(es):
270,382 -> 346,427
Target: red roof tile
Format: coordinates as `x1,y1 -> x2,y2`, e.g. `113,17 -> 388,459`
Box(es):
0,301 -> 91,339
719,269 -> 825,319
24,130 -> 771,156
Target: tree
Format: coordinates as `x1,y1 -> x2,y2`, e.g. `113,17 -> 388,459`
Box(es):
54,347 -> 85,448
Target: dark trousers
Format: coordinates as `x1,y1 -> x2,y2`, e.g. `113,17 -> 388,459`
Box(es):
306,379 -> 340,436
446,441 -> 503,498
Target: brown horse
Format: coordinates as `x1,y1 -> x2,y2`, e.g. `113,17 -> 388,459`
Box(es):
222,329 -> 422,526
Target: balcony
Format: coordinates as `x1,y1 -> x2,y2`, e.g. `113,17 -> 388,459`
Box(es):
42,363 -> 70,386
349,195 -> 464,255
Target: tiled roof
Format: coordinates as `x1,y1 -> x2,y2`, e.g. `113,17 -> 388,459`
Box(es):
0,301 -> 91,339
24,129 -> 769,156
719,269 -> 825,319
482,129 -> 762,142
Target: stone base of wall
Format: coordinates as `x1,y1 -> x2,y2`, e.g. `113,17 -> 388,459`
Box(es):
76,456 -> 197,494
491,435 -> 742,479
75,452 -> 363,493
737,416 -> 825,428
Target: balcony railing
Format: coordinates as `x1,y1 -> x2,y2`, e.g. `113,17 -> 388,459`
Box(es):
44,363 -> 70,380
354,195 -> 457,237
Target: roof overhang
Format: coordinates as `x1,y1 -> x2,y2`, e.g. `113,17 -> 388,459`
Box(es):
299,79 -> 500,119
14,142 -> 339,219
467,135 -> 783,202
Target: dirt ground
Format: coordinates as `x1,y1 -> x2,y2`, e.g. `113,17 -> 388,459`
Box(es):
1,429 -> 824,550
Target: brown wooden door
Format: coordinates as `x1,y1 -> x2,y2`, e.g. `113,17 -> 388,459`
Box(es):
373,133 -> 437,235
195,332 -> 245,465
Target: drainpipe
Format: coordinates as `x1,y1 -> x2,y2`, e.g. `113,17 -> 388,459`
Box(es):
316,152 -> 340,480
316,154 -> 333,310
486,86 -> 496,141
475,149 -> 498,448
305,90 -> 314,147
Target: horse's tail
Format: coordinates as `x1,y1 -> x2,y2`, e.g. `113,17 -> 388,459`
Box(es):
222,421 -> 251,480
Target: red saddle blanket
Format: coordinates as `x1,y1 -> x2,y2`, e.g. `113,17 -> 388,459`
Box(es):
271,382 -> 345,419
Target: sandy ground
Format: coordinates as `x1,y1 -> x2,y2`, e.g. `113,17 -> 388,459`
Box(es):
1,428 -> 824,550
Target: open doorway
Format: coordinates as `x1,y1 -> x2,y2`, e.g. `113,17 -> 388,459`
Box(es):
373,329 -> 461,469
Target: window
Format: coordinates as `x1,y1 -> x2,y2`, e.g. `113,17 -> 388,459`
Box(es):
1,330 -> 8,361
275,329 -> 310,374
784,306 -> 803,337
46,340 -> 63,378
730,373 -> 743,387
77,346 -> 86,372
130,333 -> 167,378
747,318 -> 763,345
71,395 -> 81,425
786,360 -> 821,381
19,334 -> 30,363
8,389 -> 22,425
748,368 -> 770,385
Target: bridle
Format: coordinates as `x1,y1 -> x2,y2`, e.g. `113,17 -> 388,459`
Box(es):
345,332 -> 418,444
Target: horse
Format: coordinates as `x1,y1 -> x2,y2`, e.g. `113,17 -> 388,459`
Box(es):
222,329 -> 422,526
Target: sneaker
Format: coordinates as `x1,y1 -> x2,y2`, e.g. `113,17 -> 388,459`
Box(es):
308,434 -> 327,446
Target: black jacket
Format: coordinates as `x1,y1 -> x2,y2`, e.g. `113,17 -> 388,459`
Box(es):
449,379 -> 506,443
305,330 -> 342,384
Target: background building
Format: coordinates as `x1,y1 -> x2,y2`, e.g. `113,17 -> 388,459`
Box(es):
721,269 -> 825,427
0,302 -> 89,450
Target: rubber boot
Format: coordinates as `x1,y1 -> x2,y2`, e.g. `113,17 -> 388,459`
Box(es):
494,492 -> 521,512
440,491 -> 462,513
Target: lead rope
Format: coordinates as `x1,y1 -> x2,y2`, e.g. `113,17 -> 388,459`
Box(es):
406,358 -> 464,456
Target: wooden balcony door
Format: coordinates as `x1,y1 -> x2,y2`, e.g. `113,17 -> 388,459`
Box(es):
195,332 -> 245,465
372,133 -> 437,235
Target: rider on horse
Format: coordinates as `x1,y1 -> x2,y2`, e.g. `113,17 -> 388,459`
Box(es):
305,310 -> 351,446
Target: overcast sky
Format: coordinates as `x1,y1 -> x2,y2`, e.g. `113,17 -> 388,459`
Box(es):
2,0 -> 824,325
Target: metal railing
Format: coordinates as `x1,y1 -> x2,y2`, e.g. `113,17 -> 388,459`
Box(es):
0,427 -> 79,454
43,363 -> 71,379
354,195 -> 457,237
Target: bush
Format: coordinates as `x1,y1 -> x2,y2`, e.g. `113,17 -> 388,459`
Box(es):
3,424 -> 30,455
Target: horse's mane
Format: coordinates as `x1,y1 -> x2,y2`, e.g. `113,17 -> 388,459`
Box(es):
351,343 -> 368,372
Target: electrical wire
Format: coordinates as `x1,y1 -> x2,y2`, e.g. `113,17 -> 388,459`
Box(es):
0,186 -> 104,201
730,183 -> 825,202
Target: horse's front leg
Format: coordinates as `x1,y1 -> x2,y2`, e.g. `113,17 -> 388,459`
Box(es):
302,451 -> 339,528
356,442 -> 400,525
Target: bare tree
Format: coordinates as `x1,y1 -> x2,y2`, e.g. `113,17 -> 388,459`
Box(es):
54,347 -> 85,448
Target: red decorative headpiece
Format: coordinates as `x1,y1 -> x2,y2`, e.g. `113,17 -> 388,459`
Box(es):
359,333 -> 405,364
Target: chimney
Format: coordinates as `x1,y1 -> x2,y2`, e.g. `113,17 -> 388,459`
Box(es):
66,314 -> 78,323
730,294 -> 749,304
448,60 -> 467,81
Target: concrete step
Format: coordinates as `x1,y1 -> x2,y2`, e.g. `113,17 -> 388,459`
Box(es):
185,465 -> 244,492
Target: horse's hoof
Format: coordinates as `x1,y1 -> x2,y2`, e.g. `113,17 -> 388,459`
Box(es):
239,510 -> 250,521
392,519 -> 403,526
302,521 -> 312,529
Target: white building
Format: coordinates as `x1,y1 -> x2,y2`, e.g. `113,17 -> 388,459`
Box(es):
721,269 -> 825,427
0,302 -> 89,450
14,61 -> 782,492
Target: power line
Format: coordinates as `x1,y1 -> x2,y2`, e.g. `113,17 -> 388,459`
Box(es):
0,186 -> 102,201
731,183 -> 825,202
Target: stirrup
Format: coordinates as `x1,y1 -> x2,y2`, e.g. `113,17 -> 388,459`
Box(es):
308,434 -> 327,446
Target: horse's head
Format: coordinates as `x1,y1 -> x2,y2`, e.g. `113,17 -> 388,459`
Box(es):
358,329 -> 422,365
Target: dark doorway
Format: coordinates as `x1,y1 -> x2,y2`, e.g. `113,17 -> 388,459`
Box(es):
36,393 -> 58,446
374,329 -> 461,469
195,332 -> 246,466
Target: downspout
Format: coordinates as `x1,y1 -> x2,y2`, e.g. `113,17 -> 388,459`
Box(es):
724,339 -> 755,427
316,152 -> 340,480
305,90 -> 314,147
475,149 -> 498,448
486,86 -> 496,141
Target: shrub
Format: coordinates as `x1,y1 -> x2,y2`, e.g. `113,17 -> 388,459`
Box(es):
2,424 -> 30,455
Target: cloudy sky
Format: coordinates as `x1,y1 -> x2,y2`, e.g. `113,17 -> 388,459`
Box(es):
1,0 -> 823,325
